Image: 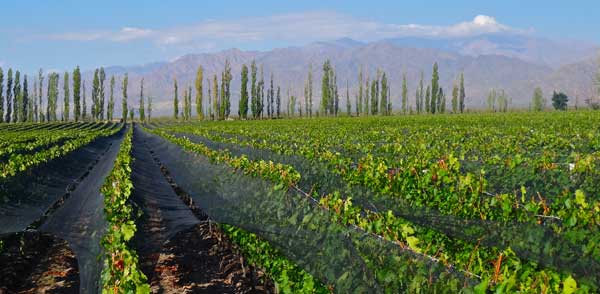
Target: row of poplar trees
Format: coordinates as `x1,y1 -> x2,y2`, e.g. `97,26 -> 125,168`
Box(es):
0,66 -> 150,123
171,59 -> 467,121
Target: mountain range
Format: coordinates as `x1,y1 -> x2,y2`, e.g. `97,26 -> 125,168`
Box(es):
84,32 -> 599,116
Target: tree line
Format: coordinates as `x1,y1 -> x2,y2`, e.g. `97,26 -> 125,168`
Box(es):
170,59 -> 469,121
0,66 -> 153,123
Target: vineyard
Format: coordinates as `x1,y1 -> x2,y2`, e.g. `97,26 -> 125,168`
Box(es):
0,111 -> 599,293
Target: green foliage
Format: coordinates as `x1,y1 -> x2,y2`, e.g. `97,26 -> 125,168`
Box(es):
532,87 -> 545,111
239,64 -> 249,119
100,126 -> 150,294
139,78 -> 145,122
552,91 -> 569,110
73,66 -> 81,121
173,78 -> 179,119
430,62 -> 439,114
195,65 -> 204,120
122,73 -> 128,122
63,72 -> 69,121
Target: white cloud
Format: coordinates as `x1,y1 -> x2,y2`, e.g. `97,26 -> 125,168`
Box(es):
46,12 -> 521,46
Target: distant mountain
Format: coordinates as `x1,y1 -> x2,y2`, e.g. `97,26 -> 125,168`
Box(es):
384,33 -> 598,67
81,35 -> 599,116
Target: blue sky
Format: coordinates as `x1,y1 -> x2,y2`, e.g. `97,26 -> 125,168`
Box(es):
1,0 -> 598,73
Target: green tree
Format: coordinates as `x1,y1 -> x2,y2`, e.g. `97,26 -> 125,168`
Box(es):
259,66 -> 264,118
321,60 -> 331,115
364,75 -> 369,116
459,72 -> 466,113
24,75 -> 30,122
487,89 -> 497,112
430,62 -> 439,114
357,66 -> 363,116
276,86 -> 281,118
63,72 -> 69,121
121,74 -> 128,122
108,76 -> 115,121
250,60 -> 258,118
212,75 -> 219,120
239,64 -> 249,119
173,79 -> 179,119
346,80 -> 351,116
139,78 -> 145,122
552,91 -> 569,110
147,95 -> 153,122
195,65 -> 204,120
307,63 -> 313,117
92,69 -> 99,120
13,70 -> 21,123
380,72 -> 389,115
0,67 -> 3,123
451,82 -> 458,113
438,87 -> 445,113
222,60 -> 232,119
370,76 -> 378,115
82,80 -> 87,121
416,71 -> 424,114
73,66 -> 81,121
332,71 -> 339,116
32,77 -> 37,122
5,68 -> 12,122
425,85 -> 430,113
38,69 -> 44,122
532,87 -> 544,112
129,107 -> 134,121
99,67 -> 105,120
402,74 -> 408,114
47,73 -> 59,122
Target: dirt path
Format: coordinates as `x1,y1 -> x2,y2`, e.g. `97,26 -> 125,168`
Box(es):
132,128 -> 273,293
0,232 -> 79,294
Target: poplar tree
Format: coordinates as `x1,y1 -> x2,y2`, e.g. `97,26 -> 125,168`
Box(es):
321,60 -> 331,115
333,71 -> 339,116
212,75 -> 218,120
121,74 -> 128,122
47,73 -> 59,122
370,77 -> 378,115
380,72 -> 388,115
73,66 -> 81,121
38,69 -> 44,122
92,69 -> 99,120
82,80 -> 87,121
23,75 -> 30,122
239,64 -> 249,119
0,67 -> 3,123
438,87 -> 445,113
33,78 -> 37,122
269,73 -> 274,118
459,72 -> 466,113
222,60 -> 232,119
139,78 -> 145,122
99,67 -> 105,120
416,71 -> 424,114
357,67 -> 363,116
13,70 -> 21,123
532,87 -> 544,112
195,65 -> 204,120
63,72 -> 69,121
250,60 -> 257,118
402,74 -> 408,114
452,82 -> 459,113
425,85 -> 431,113
346,80 -> 351,116
5,69 -> 12,122
259,66 -> 264,118
188,86 -> 193,119
276,86 -> 281,118
364,75 -> 369,117
108,76 -> 115,121
307,63 -> 313,117
147,95 -> 153,121
430,62 -> 439,114
173,79 -> 179,119
267,75 -> 272,118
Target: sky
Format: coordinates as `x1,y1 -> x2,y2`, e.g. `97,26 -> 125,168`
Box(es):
1,0 -> 598,74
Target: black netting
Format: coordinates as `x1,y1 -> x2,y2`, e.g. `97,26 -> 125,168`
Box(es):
172,131 -> 600,286
0,127 -> 125,293
137,127 -> 476,293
